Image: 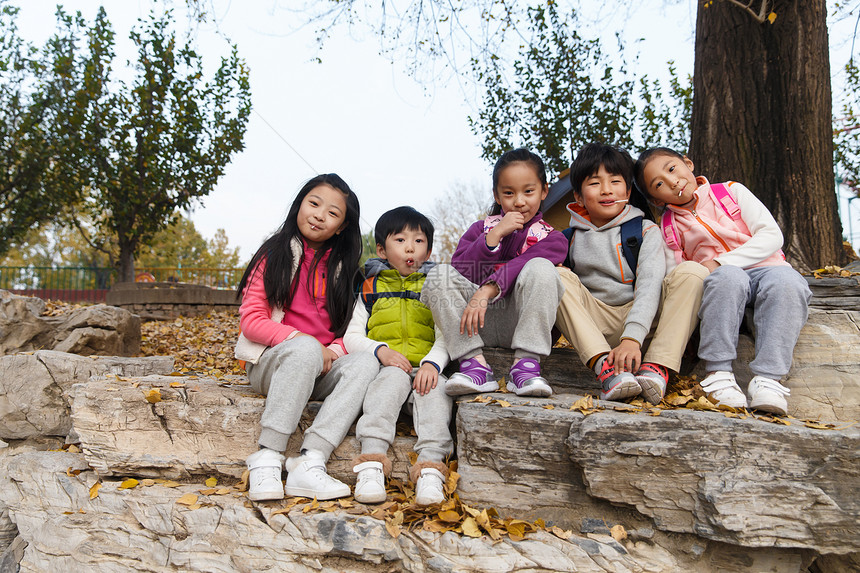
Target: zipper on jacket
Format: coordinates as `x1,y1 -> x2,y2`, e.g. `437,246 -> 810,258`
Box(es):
690,208 -> 732,252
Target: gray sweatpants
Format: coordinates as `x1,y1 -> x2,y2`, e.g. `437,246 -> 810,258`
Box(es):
246,336 -> 379,458
355,366 -> 454,463
420,258 -> 564,362
698,264 -> 811,379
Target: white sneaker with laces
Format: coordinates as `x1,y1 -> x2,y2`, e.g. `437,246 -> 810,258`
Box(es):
246,448 -> 285,501
353,461 -> 387,504
748,376 -> 790,416
285,449 -> 350,500
700,371 -> 747,409
415,468 -> 446,506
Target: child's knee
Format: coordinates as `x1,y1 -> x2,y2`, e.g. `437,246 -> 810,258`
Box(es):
760,267 -> 812,302
703,264 -> 747,291
674,260 -> 710,281
519,258 -> 563,294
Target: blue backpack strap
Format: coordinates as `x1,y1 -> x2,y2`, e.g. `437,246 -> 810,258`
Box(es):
620,217 -> 643,281
562,227 -> 575,269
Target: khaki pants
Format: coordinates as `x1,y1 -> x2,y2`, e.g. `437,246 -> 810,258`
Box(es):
555,261 -> 707,371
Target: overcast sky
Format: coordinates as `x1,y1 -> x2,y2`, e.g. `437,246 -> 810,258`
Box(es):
14,1 -> 860,258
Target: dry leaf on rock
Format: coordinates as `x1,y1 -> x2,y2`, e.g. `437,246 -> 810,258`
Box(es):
235,470 -> 249,492
118,478 -> 139,490
144,388 -> 162,404
89,482 -> 101,499
176,493 -> 198,506
205,477 -> 218,487
610,524 -> 628,542
550,525 -> 572,540
461,516 -> 482,538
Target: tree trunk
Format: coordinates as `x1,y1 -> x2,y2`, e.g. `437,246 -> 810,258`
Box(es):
118,242 -> 136,283
689,0 -> 843,272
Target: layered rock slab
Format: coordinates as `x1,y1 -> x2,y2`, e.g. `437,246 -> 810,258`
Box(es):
566,407 -> 860,554
71,374 -> 418,482
0,351 -> 174,440
0,449 -> 813,573
456,394 -> 859,557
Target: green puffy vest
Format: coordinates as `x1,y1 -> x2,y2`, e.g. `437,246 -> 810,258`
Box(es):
360,269 -> 435,366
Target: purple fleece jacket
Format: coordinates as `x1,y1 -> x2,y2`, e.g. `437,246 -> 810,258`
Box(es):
451,211 -> 568,299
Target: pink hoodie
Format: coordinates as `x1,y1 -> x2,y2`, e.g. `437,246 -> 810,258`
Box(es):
238,240 -> 345,356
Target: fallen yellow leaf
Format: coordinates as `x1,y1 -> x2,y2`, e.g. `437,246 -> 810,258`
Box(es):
176,493 -> 198,506
89,482 -> 101,499
550,525 -> 573,540
438,510 -> 461,523
496,399 -> 511,408
610,524 -> 627,542
461,516 -> 482,538
118,478 -> 139,490
145,388 -> 162,404
205,477 -> 218,487
235,470 -> 249,492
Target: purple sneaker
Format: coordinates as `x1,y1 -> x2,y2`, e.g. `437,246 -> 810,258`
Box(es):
506,358 -> 553,397
445,358 -> 499,396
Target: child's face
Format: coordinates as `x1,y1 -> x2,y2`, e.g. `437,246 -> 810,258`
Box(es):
297,184 -> 347,249
575,165 -> 631,227
377,226 -> 430,276
493,161 -> 548,222
641,155 -> 698,207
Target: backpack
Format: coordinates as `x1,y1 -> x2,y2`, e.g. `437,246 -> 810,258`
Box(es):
483,215 -> 554,255
562,216 -> 644,282
660,182 -> 744,259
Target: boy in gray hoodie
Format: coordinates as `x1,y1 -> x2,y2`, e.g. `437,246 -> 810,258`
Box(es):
555,143 -> 708,403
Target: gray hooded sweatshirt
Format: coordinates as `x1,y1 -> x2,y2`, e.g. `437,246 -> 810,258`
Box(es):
565,203 -> 666,344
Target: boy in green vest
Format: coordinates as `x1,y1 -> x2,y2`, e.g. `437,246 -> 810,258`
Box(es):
344,206 -> 453,506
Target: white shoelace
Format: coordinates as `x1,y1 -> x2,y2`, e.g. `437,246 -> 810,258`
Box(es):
251,466 -> 281,487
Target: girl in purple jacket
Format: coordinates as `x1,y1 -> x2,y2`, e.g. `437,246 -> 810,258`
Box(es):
420,149 -> 567,397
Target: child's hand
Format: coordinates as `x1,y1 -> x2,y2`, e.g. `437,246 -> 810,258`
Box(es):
460,283 -> 499,336
377,346 -> 412,373
321,347 -> 338,375
486,211 -> 525,247
413,363 -> 439,396
702,259 -> 721,273
607,339 -> 641,373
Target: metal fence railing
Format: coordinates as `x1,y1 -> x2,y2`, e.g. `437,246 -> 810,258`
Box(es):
0,266 -> 244,302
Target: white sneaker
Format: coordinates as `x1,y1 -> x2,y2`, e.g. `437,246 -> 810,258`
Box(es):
246,448 -> 285,501
699,371 -> 747,408
748,376 -> 790,416
415,468 -> 446,506
353,461 -> 387,504
285,449 -> 350,500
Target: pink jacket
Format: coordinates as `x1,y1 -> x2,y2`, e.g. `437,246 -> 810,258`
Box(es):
664,177 -> 788,269
235,237 -> 345,364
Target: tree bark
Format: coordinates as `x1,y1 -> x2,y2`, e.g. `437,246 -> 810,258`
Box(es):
118,243 -> 136,284
690,0 -> 843,271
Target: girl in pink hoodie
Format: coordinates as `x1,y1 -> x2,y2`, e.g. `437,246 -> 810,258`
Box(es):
635,148 -> 811,417
235,174 -> 378,502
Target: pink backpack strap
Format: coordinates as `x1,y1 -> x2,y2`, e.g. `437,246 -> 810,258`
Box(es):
483,214 -> 503,234
710,182 -> 741,220
660,210 -> 684,264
